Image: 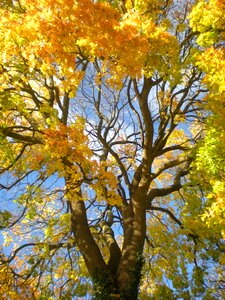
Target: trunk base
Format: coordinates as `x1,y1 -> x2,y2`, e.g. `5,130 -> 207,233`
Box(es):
93,253 -> 144,300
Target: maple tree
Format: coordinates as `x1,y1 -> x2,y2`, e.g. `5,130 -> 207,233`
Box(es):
0,0 -> 224,299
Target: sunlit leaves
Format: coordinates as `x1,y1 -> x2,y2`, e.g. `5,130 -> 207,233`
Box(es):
189,0 -> 225,47
190,0 -> 225,97
0,264 -> 35,300
189,0 -> 225,244
0,0 -> 181,87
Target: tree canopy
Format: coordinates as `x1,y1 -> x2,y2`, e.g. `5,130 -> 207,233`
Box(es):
0,0 -> 224,299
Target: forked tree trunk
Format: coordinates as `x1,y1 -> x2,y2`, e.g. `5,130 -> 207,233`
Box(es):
69,184 -> 147,299
68,78 -> 152,299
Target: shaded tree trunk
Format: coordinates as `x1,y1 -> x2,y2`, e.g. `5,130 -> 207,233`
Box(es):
69,185 -> 148,299
116,187 -> 147,299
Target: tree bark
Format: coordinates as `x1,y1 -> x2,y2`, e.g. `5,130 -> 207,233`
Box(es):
69,198 -> 107,276
117,186 -> 147,299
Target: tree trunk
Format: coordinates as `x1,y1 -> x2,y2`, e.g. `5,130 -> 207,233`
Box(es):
68,181 -> 148,299
69,198 -> 107,275
117,187 -> 147,299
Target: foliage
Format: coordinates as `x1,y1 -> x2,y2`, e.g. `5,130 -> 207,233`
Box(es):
190,0 -> 225,254
0,0 -> 224,299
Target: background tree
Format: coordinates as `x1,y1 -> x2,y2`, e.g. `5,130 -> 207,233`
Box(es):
0,0 -> 224,299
